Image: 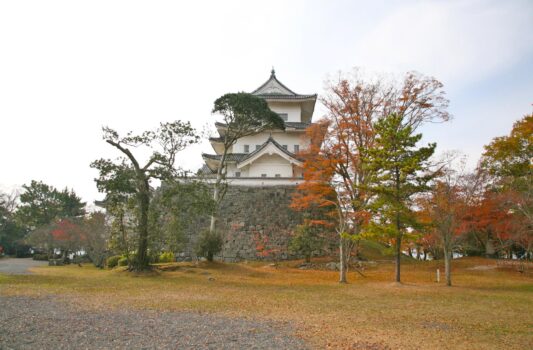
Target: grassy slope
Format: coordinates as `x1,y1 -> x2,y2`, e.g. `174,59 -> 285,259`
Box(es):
0,258 -> 532,349
359,239 -> 397,261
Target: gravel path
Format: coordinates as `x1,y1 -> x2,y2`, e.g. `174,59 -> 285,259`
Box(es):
0,296 -> 307,350
0,258 -> 47,275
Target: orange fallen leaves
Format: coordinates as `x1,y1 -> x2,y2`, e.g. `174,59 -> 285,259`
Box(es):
1,257 -> 531,349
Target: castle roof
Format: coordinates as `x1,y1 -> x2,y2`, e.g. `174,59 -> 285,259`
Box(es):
251,69 -> 317,101
198,164 -> 216,175
284,121 -> 311,130
202,153 -> 249,162
214,120 -> 310,133
241,135 -> 301,164
202,136 -> 302,172
252,69 -> 317,123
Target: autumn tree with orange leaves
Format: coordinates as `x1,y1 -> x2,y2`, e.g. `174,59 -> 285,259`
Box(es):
454,115 -> 533,259
417,159 -> 471,286
481,114 -> 532,258
292,70 -> 450,283
460,187 -> 513,257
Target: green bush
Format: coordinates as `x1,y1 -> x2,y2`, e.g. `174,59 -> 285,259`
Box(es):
118,256 -> 129,266
289,223 -> 323,263
149,252 -> 159,264
195,230 -> 223,262
106,255 -> 121,268
32,253 -> 49,261
126,253 -> 156,266
159,252 -> 175,263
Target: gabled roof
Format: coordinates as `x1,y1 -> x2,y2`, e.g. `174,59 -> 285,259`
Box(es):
246,135 -> 300,160
251,69 -> 317,100
251,69 -> 317,123
201,136 -> 303,172
237,136 -> 302,169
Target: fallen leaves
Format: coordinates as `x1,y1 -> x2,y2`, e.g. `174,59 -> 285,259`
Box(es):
0,257 -> 531,349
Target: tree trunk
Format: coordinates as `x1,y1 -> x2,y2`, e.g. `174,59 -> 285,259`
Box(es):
134,179 -> 150,270
395,233 -> 402,283
394,168 -> 402,283
210,148 -> 228,234
209,182 -> 219,234
119,212 -> 129,262
485,239 -> 495,258
339,238 -> 348,283
444,247 -> 452,286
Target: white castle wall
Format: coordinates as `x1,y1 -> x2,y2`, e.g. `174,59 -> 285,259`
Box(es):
267,102 -> 301,122
247,154 -> 293,177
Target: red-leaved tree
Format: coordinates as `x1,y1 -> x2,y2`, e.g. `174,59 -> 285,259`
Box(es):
292,70 -> 449,283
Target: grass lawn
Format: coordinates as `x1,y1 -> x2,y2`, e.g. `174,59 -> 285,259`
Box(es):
1,257 -> 532,349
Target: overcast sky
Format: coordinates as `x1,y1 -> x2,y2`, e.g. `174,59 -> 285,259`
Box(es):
1,0 -> 532,206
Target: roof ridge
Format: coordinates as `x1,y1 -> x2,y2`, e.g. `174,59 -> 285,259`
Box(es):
251,71 -> 299,96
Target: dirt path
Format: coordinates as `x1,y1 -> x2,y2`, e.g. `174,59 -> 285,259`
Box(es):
0,296 -> 307,349
0,258 -> 48,275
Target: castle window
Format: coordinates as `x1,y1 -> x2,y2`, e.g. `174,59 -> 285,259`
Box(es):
244,145 -> 249,153
235,172 -> 241,177
277,113 -> 288,121
261,174 -> 267,177
275,174 -> 281,178
294,145 -> 299,152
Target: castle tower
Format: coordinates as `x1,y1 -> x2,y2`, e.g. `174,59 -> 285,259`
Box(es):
200,70 -> 317,186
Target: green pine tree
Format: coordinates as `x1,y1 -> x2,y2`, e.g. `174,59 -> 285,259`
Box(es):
365,113 -> 436,283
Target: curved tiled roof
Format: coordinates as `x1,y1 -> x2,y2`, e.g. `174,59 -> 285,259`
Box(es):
254,93 -> 317,100
285,122 -> 311,129
208,136 -> 224,143
198,164 -> 216,175
252,69 -> 297,95
215,121 -> 311,130
251,69 -> 316,101
202,153 -> 249,162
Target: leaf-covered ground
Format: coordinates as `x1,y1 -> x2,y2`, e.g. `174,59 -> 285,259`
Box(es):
0,257 -> 531,349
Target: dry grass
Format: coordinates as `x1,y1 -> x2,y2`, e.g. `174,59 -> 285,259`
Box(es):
1,257 -> 532,349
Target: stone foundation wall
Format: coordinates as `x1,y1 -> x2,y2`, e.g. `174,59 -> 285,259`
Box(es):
178,186 -> 305,262
218,186 -> 304,261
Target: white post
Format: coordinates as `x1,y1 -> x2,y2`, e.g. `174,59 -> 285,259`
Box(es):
436,268 -> 440,283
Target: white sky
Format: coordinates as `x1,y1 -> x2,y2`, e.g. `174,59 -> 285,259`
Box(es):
1,0 -> 532,206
